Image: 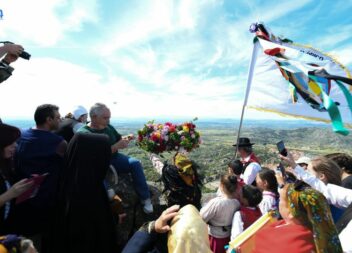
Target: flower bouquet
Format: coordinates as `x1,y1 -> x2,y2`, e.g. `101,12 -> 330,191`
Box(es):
136,120 -> 201,154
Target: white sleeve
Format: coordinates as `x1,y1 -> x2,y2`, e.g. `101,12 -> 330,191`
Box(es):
231,211 -> 244,241
73,123 -> 85,133
259,198 -> 270,214
339,220 -> 352,253
200,198 -> 217,223
324,184 -> 352,208
294,165 -> 352,208
242,162 -> 261,185
149,154 -> 164,175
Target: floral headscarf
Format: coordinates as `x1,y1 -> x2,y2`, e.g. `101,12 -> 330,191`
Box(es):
286,183 -> 342,253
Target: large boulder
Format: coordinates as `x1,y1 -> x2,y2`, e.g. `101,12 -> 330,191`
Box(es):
111,173 -> 166,250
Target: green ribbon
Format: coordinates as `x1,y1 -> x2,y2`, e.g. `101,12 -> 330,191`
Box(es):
309,75 -> 349,135
335,80 -> 352,116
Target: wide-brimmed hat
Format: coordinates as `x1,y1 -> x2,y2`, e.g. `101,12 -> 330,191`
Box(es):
233,137 -> 255,147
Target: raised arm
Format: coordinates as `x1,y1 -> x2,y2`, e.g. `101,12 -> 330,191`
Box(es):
149,153 -> 164,175
280,151 -> 352,208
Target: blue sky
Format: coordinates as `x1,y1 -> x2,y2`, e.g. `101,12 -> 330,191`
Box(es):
0,0 -> 351,120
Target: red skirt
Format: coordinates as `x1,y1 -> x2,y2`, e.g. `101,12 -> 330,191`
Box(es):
209,235 -> 230,253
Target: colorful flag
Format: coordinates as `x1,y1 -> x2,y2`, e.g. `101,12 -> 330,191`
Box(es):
245,23 -> 352,135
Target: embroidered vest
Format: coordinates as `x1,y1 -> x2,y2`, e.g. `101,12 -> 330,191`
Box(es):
241,153 -> 261,172
240,206 -> 262,230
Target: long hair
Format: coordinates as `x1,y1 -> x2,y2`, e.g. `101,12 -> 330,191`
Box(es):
258,168 -> 278,196
325,153 -> 352,174
0,124 -> 21,180
311,156 -> 342,185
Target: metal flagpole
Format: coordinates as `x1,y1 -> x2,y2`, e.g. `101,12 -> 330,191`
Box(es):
234,41 -> 260,158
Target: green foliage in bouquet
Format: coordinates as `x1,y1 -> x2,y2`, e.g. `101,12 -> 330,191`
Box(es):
136,119 -> 201,154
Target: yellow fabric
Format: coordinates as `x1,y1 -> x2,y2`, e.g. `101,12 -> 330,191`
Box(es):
167,205 -> 212,253
229,211 -> 277,252
0,245 -> 8,253
174,153 -> 193,175
174,153 -> 194,186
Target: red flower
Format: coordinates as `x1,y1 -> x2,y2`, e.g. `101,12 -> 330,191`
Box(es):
169,125 -> 176,132
151,133 -> 159,142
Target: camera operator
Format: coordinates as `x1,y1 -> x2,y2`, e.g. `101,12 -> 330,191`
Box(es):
0,42 -> 24,83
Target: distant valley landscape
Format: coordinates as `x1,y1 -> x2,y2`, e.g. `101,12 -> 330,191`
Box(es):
6,118 -> 352,191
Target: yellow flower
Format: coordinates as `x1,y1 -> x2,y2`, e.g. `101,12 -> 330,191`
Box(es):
183,126 -> 189,132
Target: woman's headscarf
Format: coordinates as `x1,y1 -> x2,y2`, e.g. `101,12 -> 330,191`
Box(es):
50,133 -> 117,253
161,153 -> 202,209
167,204 -> 212,253
286,182 -> 342,253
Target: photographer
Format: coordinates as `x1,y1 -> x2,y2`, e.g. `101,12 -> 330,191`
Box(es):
0,42 -> 26,83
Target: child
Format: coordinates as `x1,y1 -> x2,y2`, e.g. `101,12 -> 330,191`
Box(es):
255,168 -> 279,214
227,159 -> 245,187
231,185 -> 262,241
200,174 -> 240,253
216,160 -> 244,198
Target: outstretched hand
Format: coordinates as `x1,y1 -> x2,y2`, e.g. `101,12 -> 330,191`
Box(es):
279,150 -> 296,168
155,205 -> 180,233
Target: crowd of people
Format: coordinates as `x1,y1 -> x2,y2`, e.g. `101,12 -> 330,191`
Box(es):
0,46 -> 351,252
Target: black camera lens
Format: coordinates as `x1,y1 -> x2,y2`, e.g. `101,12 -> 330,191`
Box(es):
19,51 -> 31,60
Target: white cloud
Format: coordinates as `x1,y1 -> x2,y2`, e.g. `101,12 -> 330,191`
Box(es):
0,0 -> 98,46
0,58 -> 245,119
0,0 -> 349,122
98,0 -> 218,55
331,46 -> 352,66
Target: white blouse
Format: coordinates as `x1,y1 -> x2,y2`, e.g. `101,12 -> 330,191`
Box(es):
200,196 -> 240,238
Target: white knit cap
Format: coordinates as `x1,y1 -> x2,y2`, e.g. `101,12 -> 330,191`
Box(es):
73,105 -> 88,120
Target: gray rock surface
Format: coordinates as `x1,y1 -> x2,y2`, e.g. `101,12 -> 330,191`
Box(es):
112,174 -> 166,249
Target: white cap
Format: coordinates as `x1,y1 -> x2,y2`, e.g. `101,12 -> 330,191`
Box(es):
295,156 -> 311,165
72,105 -> 88,120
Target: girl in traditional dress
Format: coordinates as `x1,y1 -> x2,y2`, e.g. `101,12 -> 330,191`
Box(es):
256,168 -> 279,214
200,174 -> 240,253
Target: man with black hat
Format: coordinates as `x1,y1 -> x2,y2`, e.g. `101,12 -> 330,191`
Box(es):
233,137 -> 261,185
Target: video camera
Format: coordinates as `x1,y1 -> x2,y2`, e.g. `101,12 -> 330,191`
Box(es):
1,41 -> 31,60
